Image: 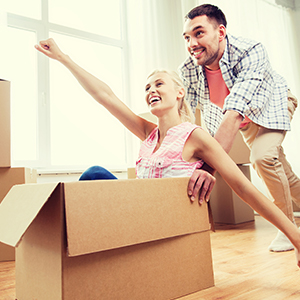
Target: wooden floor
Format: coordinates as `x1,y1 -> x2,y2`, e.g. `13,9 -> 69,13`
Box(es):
0,216 -> 299,300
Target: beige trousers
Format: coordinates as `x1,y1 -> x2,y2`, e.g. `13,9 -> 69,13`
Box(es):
240,91 -> 300,221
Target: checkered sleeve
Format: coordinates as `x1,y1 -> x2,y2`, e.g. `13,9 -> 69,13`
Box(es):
223,42 -> 266,117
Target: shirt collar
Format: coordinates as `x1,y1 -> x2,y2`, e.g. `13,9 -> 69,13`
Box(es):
219,34 -> 231,67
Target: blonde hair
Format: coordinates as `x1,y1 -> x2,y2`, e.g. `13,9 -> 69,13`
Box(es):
147,70 -> 195,123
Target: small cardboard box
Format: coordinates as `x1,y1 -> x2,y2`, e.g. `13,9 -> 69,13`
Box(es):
210,165 -> 254,224
0,178 -> 214,300
195,106 -> 253,224
227,132 -> 250,165
195,106 -> 250,164
0,80 -> 11,167
0,167 -> 37,261
293,202 -> 300,212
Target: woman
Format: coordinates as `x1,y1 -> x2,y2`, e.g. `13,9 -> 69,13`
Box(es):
35,39 -> 300,267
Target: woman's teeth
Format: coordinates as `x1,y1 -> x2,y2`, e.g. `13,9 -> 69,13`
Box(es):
149,97 -> 161,105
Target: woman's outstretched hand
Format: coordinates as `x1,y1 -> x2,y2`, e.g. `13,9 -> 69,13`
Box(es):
35,38 -> 64,61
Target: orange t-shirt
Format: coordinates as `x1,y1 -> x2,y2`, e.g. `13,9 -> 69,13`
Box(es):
205,68 -> 251,128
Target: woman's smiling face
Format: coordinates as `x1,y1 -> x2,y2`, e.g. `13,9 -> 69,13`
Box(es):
145,72 -> 182,115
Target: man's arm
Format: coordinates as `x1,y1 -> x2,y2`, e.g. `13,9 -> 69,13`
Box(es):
214,110 -> 243,153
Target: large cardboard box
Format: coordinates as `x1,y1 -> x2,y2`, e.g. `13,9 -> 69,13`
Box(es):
0,167 -> 37,261
0,80 -> 11,167
0,178 -> 214,300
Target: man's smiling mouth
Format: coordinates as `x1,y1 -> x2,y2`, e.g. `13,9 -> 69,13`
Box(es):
191,48 -> 205,58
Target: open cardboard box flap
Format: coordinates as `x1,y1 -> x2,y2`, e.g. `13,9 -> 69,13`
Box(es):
0,182 -> 58,247
0,177 -> 209,257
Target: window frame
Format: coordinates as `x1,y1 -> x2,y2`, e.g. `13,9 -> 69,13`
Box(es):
7,0 -> 131,172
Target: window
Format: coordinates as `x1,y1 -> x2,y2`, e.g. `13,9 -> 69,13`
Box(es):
5,27 -> 38,162
2,0 -> 128,171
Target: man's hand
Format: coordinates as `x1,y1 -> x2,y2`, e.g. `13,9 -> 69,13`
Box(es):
188,168 -> 216,204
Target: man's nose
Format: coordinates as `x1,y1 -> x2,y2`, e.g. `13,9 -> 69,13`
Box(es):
188,36 -> 198,48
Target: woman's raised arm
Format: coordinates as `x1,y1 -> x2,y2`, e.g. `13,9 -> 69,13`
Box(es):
35,38 -> 156,140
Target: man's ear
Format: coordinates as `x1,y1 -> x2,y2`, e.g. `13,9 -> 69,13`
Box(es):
219,24 -> 226,42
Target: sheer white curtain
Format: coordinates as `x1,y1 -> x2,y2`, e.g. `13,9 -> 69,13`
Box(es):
126,0 -> 300,186
125,0 -> 199,163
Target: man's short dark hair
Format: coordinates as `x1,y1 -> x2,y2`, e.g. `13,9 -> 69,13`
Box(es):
185,4 -> 227,28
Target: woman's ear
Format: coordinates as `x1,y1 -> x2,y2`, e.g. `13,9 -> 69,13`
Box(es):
177,87 -> 185,100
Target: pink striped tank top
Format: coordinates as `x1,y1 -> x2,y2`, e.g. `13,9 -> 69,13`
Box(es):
136,122 -> 204,179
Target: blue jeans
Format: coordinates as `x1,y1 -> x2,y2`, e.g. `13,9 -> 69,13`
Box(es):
79,166 -> 118,181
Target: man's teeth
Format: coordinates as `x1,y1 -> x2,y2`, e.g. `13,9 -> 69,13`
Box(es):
193,49 -> 204,56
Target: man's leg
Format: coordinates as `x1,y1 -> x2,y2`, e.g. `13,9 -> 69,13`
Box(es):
285,91 -> 300,207
250,127 -> 294,221
240,123 -> 299,251
279,149 -> 300,207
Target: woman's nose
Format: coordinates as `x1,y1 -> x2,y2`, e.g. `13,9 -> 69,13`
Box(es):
148,87 -> 156,94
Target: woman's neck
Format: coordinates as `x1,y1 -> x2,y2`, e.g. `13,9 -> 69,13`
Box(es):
157,113 -> 182,141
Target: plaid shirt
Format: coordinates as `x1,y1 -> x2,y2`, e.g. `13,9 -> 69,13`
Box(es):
179,34 -> 290,136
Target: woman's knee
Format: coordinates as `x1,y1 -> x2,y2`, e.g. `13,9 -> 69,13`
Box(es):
79,166 -> 118,181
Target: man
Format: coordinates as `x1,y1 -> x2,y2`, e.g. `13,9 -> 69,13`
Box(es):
180,4 -> 300,252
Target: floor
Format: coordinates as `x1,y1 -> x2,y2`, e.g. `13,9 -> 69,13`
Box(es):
0,215 -> 299,300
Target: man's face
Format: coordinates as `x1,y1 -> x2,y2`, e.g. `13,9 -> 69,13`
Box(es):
183,15 -> 224,70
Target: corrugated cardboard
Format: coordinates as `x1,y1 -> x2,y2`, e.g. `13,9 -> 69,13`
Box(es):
127,167 -> 136,179
227,132 -> 250,165
0,167 -> 37,202
0,178 -> 214,300
293,202 -> 300,212
0,80 -> 11,167
210,165 -> 254,224
0,167 -> 37,261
